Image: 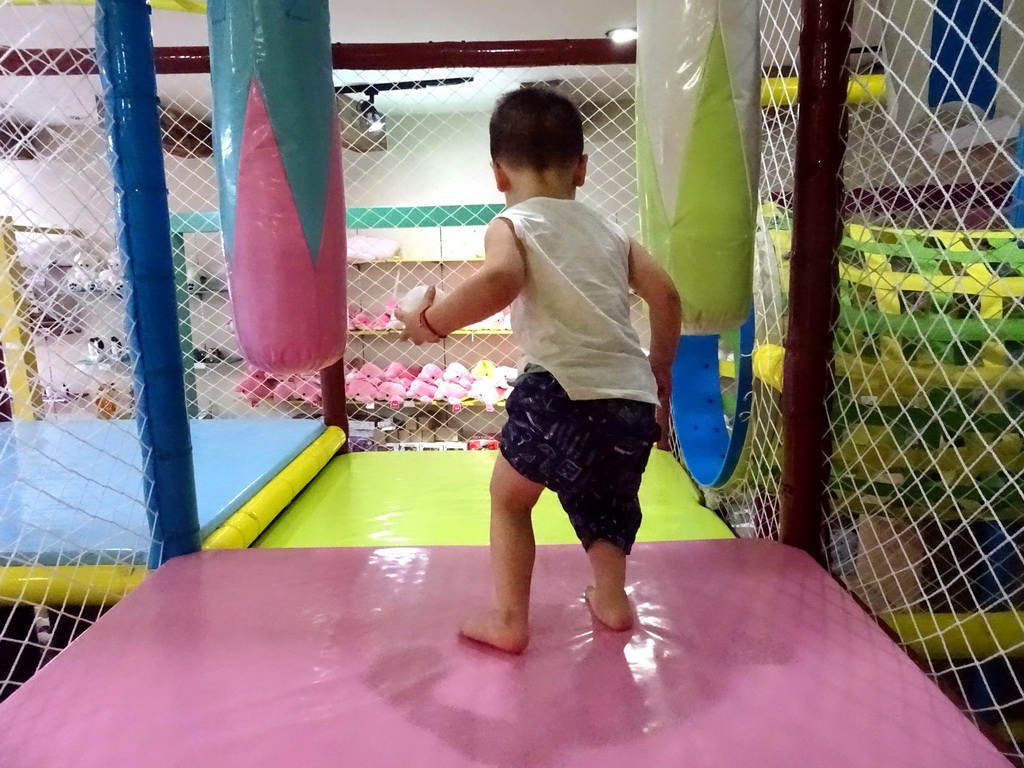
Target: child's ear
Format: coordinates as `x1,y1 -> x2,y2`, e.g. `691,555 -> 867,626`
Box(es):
492,161 -> 511,193
572,154 -> 589,187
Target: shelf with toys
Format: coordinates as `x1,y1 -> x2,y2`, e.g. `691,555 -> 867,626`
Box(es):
17,231 -> 139,420
167,206 -> 519,439
350,328 -> 512,337
342,214 -> 519,449
237,359 -> 518,414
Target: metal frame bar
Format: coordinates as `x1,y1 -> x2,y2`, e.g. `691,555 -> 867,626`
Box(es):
778,0 -> 853,561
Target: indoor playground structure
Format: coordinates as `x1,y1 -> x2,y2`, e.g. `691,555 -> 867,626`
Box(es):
0,0 -> 1023,765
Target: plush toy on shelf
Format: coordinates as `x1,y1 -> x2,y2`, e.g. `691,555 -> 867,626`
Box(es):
467,378 -> 501,412
377,380 -> 410,409
238,354 -> 515,417
292,376 -> 323,408
395,285 -> 447,330
345,373 -> 378,405
235,366 -> 276,406
468,359 -> 516,411
348,305 -> 374,331
346,235 -> 400,264
95,383 -> 129,419
418,363 -> 444,383
383,362 -> 413,386
406,378 -> 438,403
442,362 -> 473,389
435,380 -> 470,410
271,376 -> 303,402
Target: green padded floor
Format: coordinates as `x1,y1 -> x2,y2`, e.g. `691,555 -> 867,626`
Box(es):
255,449 -> 731,548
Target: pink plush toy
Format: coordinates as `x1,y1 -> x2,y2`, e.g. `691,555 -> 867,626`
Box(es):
294,378 -> 323,407
418,363 -> 444,382
435,380 -> 470,410
359,362 -> 384,383
443,362 -> 470,381
236,367 -> 275,405
442,362 -> 473,389
272,377 -> 304,401
349,306 -> 373,331
406,378 -> 438,403
384,362 -> 409,380
377,380 -> 409,408
346,376 -> 378,404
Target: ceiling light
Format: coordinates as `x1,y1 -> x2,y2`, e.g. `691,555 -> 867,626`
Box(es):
366,110 -> 385,134
360,96 -> 385,135
606,27 -> 638,44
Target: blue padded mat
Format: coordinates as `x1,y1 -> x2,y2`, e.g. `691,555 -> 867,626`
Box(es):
0,419 -> 325,566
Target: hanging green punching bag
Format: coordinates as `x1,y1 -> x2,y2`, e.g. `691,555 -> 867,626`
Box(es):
637,0 -> 760,486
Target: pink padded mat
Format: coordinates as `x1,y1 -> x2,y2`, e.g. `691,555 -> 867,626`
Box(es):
0,540 -> 1009,767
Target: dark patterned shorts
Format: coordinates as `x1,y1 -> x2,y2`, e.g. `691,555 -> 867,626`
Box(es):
499,371 -> 659,554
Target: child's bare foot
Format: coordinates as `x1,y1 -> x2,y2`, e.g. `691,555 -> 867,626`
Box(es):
585,585 -> 633,631
459,610 -> 529,654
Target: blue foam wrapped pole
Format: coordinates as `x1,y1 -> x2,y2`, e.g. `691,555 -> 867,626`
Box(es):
95,0 -> 201,568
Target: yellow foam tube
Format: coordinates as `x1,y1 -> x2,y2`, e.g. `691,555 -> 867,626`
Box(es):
203,426 -> 346,550
884,610 -> 1024,660
0,220 -> 42,421
761,74 -> 886,107
10,0 -> 208,10
753,344 -> 785,391
841,259 -> 1024,303
754,342 -> 1024,398
998,720 -> 1024,744
0,564 -> 147,607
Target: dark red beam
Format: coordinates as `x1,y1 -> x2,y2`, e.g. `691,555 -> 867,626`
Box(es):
778,0 -> 854,561
0,38 -> 635,76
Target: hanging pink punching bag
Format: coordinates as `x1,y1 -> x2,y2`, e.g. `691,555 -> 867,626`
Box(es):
208,0 -> 346,376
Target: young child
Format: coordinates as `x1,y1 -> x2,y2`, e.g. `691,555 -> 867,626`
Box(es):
397,86 -> 681,653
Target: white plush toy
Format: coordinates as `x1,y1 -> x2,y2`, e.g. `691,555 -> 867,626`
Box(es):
397,285 -> 446,327
397,285 -> 443,314
67,251 -> 103,293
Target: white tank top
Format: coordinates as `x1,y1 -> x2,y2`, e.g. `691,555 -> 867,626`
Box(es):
498,197 -> 658,404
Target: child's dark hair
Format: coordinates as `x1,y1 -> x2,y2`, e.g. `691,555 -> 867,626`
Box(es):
489,86 -> 584,171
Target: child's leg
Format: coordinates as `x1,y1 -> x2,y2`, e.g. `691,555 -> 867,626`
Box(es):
584,540 -> 633,631
459,453 -> 545,653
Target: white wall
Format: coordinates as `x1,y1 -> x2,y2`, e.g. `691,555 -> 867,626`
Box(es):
344,111 -> 501,208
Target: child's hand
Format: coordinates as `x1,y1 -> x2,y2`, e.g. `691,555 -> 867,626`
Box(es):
396,285 -> 443,345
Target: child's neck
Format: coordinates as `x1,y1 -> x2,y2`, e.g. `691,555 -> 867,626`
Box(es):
503,171 -> 578,207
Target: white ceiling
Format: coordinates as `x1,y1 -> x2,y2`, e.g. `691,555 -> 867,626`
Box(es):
1,1 -> 638,48
1,1 -> 643,122
149,0 -> 638,46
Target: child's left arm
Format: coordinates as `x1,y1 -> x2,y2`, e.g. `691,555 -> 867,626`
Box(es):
397,218 -> 525,345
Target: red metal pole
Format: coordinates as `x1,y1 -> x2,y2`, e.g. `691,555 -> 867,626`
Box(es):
320,358 -> 349,452
778,0 -> 853,562
0,39 -> 635,76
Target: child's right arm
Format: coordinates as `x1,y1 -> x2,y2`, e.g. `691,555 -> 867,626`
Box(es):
628,239 -> 681,445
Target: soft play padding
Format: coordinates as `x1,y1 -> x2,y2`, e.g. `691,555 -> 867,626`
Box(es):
0,541 -> 1008,767
0,419 -> 325,565
207,0 -> 346,374
254,449 -> 732,548
672,311 -> 754,487
636,0 -> 759,334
